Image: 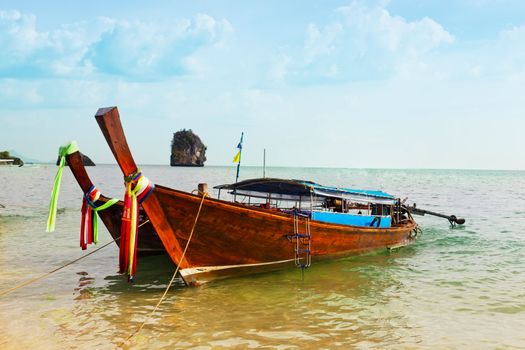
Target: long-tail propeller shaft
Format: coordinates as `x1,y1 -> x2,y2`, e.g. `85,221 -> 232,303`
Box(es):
406,204 -> 465,226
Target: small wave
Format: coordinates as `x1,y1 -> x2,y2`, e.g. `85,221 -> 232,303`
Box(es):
0,213 -> 41,220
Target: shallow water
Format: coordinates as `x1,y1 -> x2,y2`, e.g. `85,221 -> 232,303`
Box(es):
1,165 -> 524,349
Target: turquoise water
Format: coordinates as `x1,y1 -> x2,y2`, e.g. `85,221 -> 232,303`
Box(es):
1,165 -> 524,349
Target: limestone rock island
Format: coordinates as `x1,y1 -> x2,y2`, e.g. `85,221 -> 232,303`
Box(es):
170,129 -> 207,167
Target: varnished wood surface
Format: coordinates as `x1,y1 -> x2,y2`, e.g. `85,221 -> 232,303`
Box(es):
159,186 -> 417,283
155,185 -> 416,267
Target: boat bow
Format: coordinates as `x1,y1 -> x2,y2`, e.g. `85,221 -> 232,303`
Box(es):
65,147 -> 165,256
95,107 -> 188,268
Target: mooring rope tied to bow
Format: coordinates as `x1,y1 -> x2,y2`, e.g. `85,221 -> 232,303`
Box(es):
0,220 -> 151,298
0,238 -> 116,298
121,193 -> 207,345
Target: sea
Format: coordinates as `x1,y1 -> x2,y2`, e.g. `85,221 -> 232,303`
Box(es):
0,164 -> 524,349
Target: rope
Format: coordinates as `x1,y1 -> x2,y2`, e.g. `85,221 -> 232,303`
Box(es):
0,219 -> 151,298
121,193 -> 207,345
0,237 -> 116,298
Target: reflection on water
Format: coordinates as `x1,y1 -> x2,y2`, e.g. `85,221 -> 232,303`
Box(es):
60,250 -> 420,349
1,165 -> 525,348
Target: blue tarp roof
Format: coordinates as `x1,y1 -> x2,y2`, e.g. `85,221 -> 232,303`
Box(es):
215,178 -> 396,204
297,180 -> 394,200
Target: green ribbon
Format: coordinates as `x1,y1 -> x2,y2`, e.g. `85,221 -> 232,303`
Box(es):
90,198 -> 119,243
46,141 -> 79,232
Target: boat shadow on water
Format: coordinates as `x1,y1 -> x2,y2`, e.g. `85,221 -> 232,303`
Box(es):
64,246 -> 423,347
72,243 -> 421,304
82,241 -> 421,296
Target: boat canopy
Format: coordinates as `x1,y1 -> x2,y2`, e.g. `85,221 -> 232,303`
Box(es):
214,178 -> 396,205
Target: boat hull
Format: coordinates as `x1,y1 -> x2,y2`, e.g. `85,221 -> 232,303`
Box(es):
154,185 -> 417,285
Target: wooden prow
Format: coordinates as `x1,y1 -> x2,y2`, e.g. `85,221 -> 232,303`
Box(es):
94,107 -> 188,268
66,151 -> 94,193
94,107 -> 139,176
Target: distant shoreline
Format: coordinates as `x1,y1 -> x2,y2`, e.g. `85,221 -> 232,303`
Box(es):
13,162 -> 524,172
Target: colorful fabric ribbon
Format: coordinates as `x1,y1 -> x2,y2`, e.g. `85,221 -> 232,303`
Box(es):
119,170 -> 154,281
80,185 -> 119,250
46,141 -> 79,232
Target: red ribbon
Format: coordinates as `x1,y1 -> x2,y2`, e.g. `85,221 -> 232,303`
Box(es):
80,186 -> 100,250
119,186 -> 132,276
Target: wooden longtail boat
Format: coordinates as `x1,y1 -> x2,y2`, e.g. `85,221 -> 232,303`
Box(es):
65,150 -> 165,256
94,106 -> 420,285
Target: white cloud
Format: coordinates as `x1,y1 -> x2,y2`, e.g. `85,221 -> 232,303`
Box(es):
0,10 -> 105,77
410,23 -> 525,82
87,15 -> 232,80
0,9 -> 232,80
269,54 -> 292,82
283,1 -> 525,84
335,3 -> 454,54
0,11 -> 44,56
0,79 -> 44,106
304,22 -> 344,65
275,1 -> 454,83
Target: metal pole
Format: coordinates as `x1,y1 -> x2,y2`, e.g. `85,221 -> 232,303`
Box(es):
263,148 -> 266,178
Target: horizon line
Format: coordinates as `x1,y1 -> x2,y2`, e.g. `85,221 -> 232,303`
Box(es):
29,161 -> 525,172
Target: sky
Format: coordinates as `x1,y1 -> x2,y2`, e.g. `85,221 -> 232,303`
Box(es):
1,0 -> 524,169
